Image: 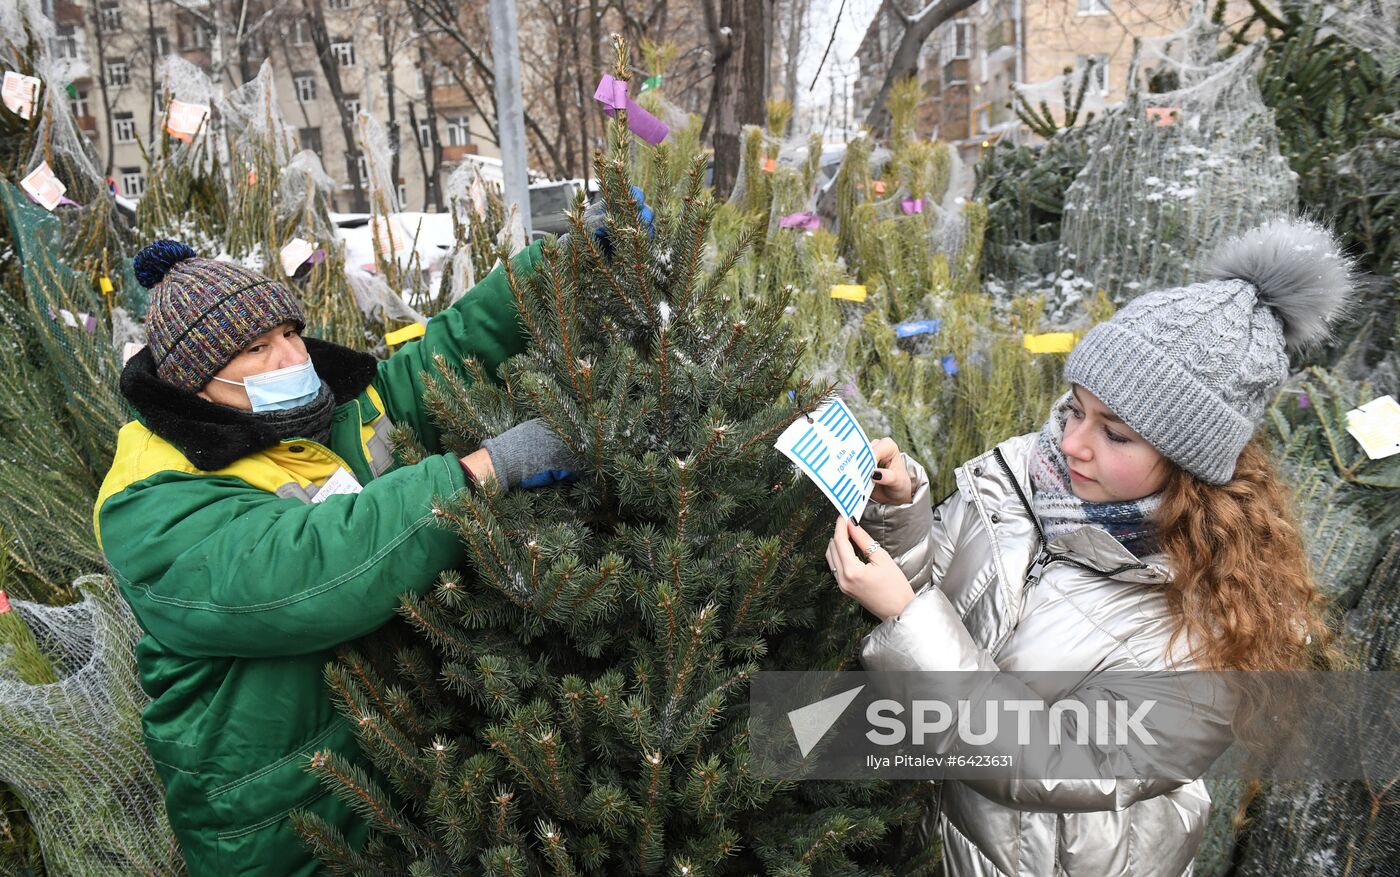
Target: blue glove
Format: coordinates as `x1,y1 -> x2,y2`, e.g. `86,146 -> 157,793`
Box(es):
589,185 -> 656,261
520,468 -> 578,489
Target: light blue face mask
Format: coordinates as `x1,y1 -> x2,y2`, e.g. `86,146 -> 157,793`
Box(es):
212,359 -> 323,412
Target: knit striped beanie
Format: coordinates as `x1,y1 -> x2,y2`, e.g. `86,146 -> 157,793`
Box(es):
135,240 -> 305,392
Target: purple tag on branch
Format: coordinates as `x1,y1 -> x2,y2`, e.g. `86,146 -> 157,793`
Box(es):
941,354 -> 959,376
1298,392 -> 1310,409
309,248 -> 327,265
81,312 -> 97,333
778,212 -> 821,231
901,197 -> 925,215
58,196 -> 80,207
593,74 -> 669,146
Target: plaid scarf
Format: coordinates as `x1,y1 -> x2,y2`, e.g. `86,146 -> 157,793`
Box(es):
1027,391 -> 1162,559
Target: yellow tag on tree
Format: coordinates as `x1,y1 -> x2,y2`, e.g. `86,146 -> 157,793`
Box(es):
830,284 -> 868,302
385,322 -> 427,346
98,275 -> 114,294
1023,332 -> 1076,354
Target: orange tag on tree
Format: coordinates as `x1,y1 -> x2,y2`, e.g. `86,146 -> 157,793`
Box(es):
872,181 -> 887,196
762,158 -> 777,173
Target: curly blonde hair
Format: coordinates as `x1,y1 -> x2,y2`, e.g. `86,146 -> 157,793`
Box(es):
1156,437 -> 1344,675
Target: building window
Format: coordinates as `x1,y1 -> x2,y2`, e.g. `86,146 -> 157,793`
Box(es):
51,25 -> 79,60
1076,54 -> 1109,94
120,167 -> 146,197
446,115 -> 471,147
99,1 -> 122,32
943,21 -> 972,61
105,59 -> 129,87
416,118 -> 432,147
182,18 -> 211,50
397,181 -> 407,204
331,40 -> 356,68
975,106 -> 990,134
354,153 -> 369,185
293,73 -> 317,102
343,95 -> 361,118
152,28 -> 169,56
1077,0 -> 1109,14
114,112 -> 138,143
69,88 -> 89,119
328,0 -> 353,8
299,126 -> 322,154
291,20 -> 310,46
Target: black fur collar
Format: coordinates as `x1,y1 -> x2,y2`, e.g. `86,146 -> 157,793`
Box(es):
119,337 -> 379,471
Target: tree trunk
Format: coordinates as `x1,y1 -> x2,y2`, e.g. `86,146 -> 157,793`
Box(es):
306,0 -> 368,211
86,0 -> 115,178
379,15 -> 401,204
145,0 -> 158,140
782,0 -> 809,116
708,0 -> 771,198
861,0 -> 979,135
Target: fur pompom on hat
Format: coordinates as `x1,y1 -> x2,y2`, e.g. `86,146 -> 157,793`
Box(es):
1065,218 -> 1354,485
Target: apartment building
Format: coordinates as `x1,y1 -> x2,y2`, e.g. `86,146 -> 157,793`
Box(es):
856,0 -> 1252,165
44,0 -> 497,212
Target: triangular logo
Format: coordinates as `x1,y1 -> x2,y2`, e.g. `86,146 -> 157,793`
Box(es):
787,685 -> 865,757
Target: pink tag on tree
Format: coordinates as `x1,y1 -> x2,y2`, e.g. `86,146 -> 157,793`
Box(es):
0,591 -> 10,613
593,74 -> 669,145
900,198 -> 925,215
778,212 -> 820,231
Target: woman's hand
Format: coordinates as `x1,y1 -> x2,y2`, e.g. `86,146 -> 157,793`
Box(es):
827,516 -> 916,622
870,437 -> 914,505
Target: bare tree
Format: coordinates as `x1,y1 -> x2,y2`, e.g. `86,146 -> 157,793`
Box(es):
862,0 -> 980,134
158,0 -> 284,89
305,0 -> 368,211
84,0 -> 117,177
702,0 -> 774,197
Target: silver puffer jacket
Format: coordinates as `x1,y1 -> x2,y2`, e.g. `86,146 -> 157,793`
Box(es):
859,433 -> 1237,877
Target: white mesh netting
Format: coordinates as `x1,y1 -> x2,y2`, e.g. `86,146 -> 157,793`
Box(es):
0,577 -> 184,874
159,56 -> 219,178
219,59 -> 295,171
1055,11 -> 1297,304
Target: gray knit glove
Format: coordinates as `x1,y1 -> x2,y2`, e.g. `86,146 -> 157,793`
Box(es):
480,419 -> 578,492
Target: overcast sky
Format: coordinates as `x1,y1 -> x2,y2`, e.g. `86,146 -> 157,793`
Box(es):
796,0 -> 884,137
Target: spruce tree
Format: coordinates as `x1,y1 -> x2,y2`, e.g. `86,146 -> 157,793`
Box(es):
295,42 -> 937,876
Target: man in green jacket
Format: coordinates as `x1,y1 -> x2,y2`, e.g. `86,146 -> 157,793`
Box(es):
94,238 -> 575,875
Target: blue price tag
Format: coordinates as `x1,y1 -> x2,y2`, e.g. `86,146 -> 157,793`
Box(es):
895,319 -> 942,338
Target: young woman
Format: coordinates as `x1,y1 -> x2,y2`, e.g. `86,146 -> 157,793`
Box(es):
826,218 -> 1351,876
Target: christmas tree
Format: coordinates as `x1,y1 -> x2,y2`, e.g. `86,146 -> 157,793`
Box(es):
294,40 -> 937,876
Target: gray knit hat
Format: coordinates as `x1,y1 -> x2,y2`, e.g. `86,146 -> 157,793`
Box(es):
134,240 -> 305,392
1064,218 -> 1354,485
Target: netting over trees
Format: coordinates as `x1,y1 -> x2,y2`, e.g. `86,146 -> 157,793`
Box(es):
1057,12 -> 1297,304
0,576 -> 184,875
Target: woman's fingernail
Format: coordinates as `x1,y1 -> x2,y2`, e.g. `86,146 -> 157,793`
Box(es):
872,471 -> 883,481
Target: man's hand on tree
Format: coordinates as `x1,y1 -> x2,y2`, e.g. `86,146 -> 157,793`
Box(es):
565,185 -> 655,262
465,418 -> 578,493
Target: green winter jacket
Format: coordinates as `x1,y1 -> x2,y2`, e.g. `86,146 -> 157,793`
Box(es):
94,242 -> 543,876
